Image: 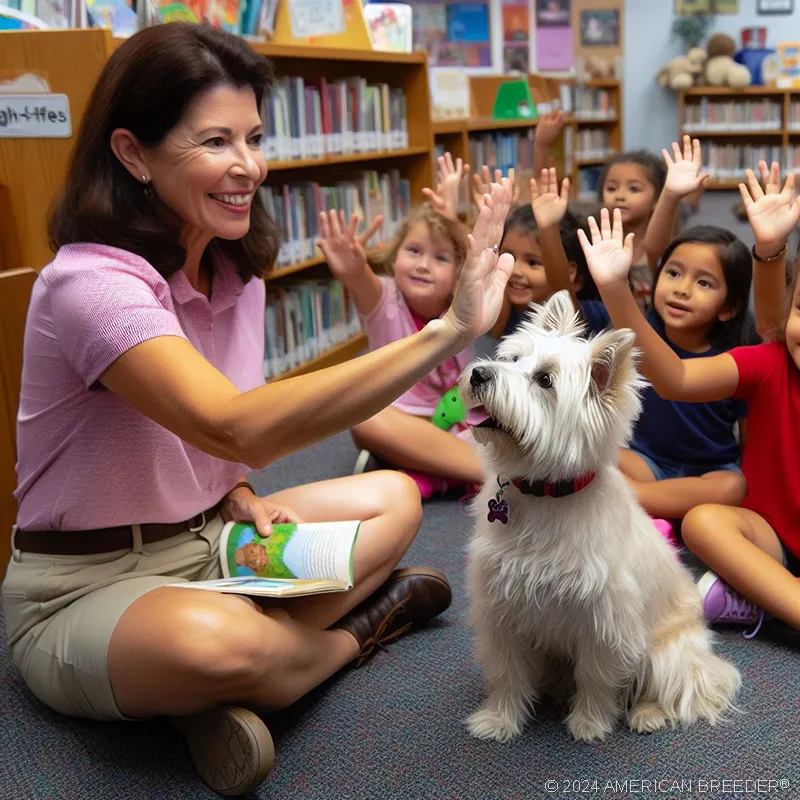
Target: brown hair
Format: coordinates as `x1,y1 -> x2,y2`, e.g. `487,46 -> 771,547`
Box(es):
374,203 -> 468,277
49,23 -> 280,281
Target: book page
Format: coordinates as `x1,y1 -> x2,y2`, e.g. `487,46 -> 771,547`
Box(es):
220,521 -> 359,585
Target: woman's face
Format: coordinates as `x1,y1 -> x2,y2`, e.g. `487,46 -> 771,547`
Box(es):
144,83 -> 267,244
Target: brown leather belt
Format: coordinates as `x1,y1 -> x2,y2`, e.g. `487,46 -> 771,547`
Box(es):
14,501 -> 224,556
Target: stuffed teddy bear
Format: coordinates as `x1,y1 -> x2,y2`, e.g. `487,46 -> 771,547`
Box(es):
656,48 -> 707,91
585,54 -> 615,79
704,32 -> 751,88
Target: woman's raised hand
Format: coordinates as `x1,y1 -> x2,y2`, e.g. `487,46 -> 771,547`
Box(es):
577,208 -> 635,288
442,179 -> 515,343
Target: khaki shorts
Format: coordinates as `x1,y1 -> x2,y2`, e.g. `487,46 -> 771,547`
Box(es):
2,515 -> 225,722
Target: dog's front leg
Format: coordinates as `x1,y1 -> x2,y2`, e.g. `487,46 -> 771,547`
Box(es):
466,622 -> 540,742
567,649 -> 626,742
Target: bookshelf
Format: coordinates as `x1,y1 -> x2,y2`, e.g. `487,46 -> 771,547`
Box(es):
0,28 -> 436,381
679,86 -> 800,190
432,76 -> 622,204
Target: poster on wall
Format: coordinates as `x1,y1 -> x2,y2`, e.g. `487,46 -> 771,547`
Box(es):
674,0 -> 711,13
411,1 -> 491,68
579,9 -> 619,47
536,26 -> 573,70
502,1 -> 529,72
536,0 -> 570,27
712,0 -> 739,12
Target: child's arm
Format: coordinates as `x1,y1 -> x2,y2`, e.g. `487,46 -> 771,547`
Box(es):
532,110 -> 566,177
529,168 -> 577,309
740,162 -> 800,339
580,208 -> 740,402
422,152 -> 470,222
644,135 -> 709,269
316,210 -> 383,316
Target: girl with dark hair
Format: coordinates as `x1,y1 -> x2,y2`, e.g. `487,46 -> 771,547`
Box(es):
581,166 -> 800,641
3,23 -> 516,796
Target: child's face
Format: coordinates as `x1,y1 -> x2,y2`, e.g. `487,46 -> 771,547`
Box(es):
653,243 -> 733,336
602,163 -> 657,228
500,228 -> 552,308
785,279 -> 800,370
393,221 -> 458,312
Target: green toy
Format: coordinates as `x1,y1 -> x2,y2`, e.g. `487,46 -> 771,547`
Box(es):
491,79 -> 536,121
432,386 -> 467,430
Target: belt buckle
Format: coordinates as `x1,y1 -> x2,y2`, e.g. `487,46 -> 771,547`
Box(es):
188,511 -> 207,533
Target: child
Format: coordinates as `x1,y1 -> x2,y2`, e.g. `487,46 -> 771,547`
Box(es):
597,150 -> 666,311
316,174 -> 514,500
579,167 -> 800,636
492,169 -> 610,340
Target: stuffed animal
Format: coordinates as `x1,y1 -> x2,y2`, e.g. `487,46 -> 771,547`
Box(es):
704,32 -> 751,88
585,54 -> 615,79
656,48 -> 707,91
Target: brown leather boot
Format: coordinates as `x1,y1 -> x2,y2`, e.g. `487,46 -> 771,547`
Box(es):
334,567 -> 452,667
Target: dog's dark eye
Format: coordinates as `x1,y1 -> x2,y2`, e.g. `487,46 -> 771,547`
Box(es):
535,372 -> 553,388
511,355 -> 519,363
498,354 -> 519,363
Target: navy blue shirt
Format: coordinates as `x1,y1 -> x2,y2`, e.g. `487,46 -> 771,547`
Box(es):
502,298 -> 611,339
631,311 -> 746,470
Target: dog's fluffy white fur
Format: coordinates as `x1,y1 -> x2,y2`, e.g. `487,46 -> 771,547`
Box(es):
460,291 -> 740,743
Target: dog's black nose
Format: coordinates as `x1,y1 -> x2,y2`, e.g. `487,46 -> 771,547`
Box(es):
470,366 -> 493,388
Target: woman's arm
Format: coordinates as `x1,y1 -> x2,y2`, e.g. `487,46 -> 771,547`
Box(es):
101,182 -> 515,470
316,210 -> 383,316
644,136 -> 708,269
740,163 -> 800,339
530,169 -> 577,308
579,208 -> 740,402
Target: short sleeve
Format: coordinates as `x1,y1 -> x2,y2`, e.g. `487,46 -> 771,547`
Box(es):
47,247 -> 187,387
729,341 -> 783,405
579,299 -> 610,335
360,276 -> 409,351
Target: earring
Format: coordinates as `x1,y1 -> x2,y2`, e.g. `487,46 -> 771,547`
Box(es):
142,175 -> 153,200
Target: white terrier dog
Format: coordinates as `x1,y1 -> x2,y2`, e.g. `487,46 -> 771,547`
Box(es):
460,291 -> 740,743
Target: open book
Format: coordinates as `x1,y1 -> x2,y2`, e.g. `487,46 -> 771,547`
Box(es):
169,520 -> 360,598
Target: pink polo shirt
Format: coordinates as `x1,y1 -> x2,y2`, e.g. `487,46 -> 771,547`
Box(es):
362,276 -> 474,418
14,243 -> 266,532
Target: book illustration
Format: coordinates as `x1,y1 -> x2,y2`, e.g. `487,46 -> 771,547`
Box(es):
364,4 -> 412,53
289,0 -> 345,39
226,523 -> 300,579
158,0 -> 204,22
86,0 -> 137,36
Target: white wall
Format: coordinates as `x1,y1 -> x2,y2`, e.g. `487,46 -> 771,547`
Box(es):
623,0 -> 800,153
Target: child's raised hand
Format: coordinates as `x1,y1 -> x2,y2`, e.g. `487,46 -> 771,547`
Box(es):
316,210 -> 368,280
422,152 -> 469,220
577,208 -> 635,288
535,110 -> 566,149
443,179 -> 515,342
472,166 -> 520,210
530,167 -> 570,229
740,162 -> 800,257
662,135 -> 709,198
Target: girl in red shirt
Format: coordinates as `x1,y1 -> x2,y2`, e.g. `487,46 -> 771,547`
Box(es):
579,162 -> 800,638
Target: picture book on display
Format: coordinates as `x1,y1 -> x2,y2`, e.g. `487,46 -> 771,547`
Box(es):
169,521 -> 361,597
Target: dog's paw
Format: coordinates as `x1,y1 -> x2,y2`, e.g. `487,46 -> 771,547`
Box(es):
465,708 -> 523,742
628,702 -> 669,734
567,712 -> 612,742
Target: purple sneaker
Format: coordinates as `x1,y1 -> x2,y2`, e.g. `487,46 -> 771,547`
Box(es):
697,571 -> 765,639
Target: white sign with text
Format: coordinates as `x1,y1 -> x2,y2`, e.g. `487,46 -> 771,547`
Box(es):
0,94 -> 71,138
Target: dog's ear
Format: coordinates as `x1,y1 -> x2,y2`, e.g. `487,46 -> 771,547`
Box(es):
527,290 -> 583,337
590,328 -> 637,397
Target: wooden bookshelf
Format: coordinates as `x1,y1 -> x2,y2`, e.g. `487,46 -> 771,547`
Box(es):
267,332 -> 367,383
679,86 -> 800,190
432,76 -> 623,201
0,27 -> 436,379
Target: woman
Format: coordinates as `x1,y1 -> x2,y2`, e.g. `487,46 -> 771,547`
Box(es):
1,23 -> 514,797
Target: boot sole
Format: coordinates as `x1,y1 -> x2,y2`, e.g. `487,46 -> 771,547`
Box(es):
173,706 -> 274,796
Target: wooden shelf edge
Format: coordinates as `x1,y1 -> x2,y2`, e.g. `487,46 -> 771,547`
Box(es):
267,333 -> 367,382
249,42 -> 427,64
683,86 -> 793,96
683,129 -> 784,137
467,117 -> 537,132
265,246 -> 386,283
267,147 -> 428,171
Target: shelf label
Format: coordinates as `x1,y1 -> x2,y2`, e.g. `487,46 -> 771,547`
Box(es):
0,94 -> 71,138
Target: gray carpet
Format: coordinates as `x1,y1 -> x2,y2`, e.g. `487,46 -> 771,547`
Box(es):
3,423 -> 800,799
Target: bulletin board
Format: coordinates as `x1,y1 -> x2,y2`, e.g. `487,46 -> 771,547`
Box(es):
571,0 -> 624,64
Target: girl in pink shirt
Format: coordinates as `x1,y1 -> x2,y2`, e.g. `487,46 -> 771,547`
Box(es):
318,159 -> 485,499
